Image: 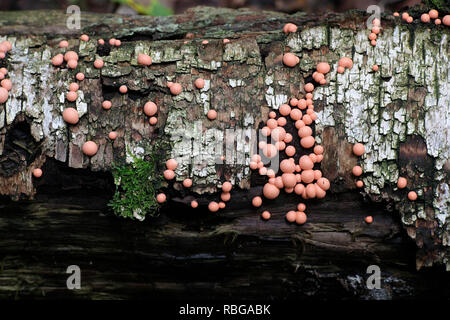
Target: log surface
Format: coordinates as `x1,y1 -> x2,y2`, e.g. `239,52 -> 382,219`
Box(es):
0,7 -> 449,298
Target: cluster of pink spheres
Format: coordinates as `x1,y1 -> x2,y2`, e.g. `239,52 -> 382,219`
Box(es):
157,157 -> 231,213
0,40 -> 12,104
30,12 -> 431,218
46,34 -> 142,178
394,9 -> 450,26
0,40 -> 44,179
368,18 -> 381,46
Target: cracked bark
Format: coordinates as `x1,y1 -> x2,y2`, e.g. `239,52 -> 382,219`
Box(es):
0,7 -> 449,298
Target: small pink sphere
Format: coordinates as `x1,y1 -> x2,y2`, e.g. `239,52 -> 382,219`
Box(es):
191,200 -> 198,208
372,64 -> 379,72
1,79 -> 12,91
353,143 -> 365,156
429,9 -> 439,19
137,53 -> 152,66
62,107 -> 79,124
52,54 -> 64,66
59,40 -> 69,48
64,51 -> 78,62
252,196 -> 262,207
421,13 -> 430,23
283,52 -> 299,67
183,178 -> 193,188
149,117 -> 158,125
33,168 -> 43,178
163,169 -> 175,180
222,181 -> 232,192
109,38 -> 116,46
408,191 -> 418,201
223,39 -> 230,44
435,19 -> 442,25
144,101 -> 158,116
285,145 -> 296,157
166,159 -> 178,170
108,131 -> 117,140
80,34 -> 89,42
261,211 -> 271,220
82,141 -> 98,156
94,59 -> 104,69
283,23 -> 297,34
207,110 -> 217,120
170,83 -> 182,95
119,85 -> 128,93
316,62 -> 330,74
69,82 -> 79,92
443,15 -> 450,26
102,100 -> 112,110
114,39 -> 121,47
285,211 -> 297,223
202,40 -> 209,45
208,201 -> 220,212
406,16 -> 413,23
76,73 -> 85,81
1,41 -> 11,52
67,59 -> 78,69
0,87 -> 8,104
66,91 -> 78,102
98,39 -> 105,45
194,78 -> 205,89
296,211 -> 307,225
156,193 -> 166,203
352,165 -> 363,176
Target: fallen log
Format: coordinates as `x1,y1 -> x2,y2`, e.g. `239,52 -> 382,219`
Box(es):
0,6 -> 449,299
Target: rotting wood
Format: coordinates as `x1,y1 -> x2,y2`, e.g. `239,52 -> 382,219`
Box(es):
0,7 -> 448,273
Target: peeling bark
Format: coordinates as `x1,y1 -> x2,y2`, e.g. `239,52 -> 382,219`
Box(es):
0,7 -> 449,275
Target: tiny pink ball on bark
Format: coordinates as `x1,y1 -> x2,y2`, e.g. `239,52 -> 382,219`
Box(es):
62,107 -> 79,124
137,54 -> 152,66
80,34 -> 89,42
170,83 -> 182,95
149,117 -> 158,125
163,169 -> 175,180
183,179 -> 193,188
119,85 -> 128,93
69,82 -> 79,92
59,40 -> 69,48
108,131 -> 117,140
207,110 -> 217,120
194,78 -> 205,89
156,193 -> 166,203
66,91 -> 78,102
67,59 -> 78,69
52,54 -> 64,66
0,87 -> 8,104
144,101 -> 157,116
76,72 -> 85,81
82,141 -> 98,156
64,51 -> 78,62
102,100 -> 112,110
1,79 -> 12,91
33,168 -> 43,178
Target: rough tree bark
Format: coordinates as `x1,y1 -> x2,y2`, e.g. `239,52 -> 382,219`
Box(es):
0,7 -> 449,299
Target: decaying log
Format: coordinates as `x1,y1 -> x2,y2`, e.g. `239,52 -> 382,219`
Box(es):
0,6 -> 449,298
